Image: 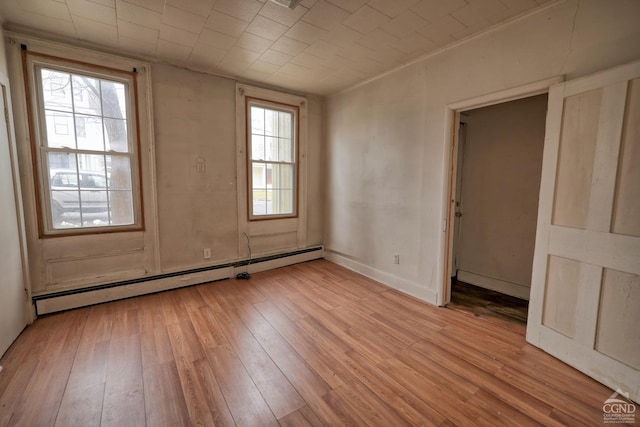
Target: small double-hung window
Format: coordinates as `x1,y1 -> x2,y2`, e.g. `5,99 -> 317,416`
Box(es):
25,52 -> 142,236
247,98 -> 298,220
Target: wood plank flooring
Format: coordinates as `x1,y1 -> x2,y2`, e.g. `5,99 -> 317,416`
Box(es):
450,280 -> 529,325
0,260 -> 618,426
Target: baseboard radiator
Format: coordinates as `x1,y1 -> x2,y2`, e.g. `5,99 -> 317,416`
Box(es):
33,246 -> 324,315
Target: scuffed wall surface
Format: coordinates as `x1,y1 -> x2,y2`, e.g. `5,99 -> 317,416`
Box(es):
153,65 -> 238,270
325,0 -> 640,303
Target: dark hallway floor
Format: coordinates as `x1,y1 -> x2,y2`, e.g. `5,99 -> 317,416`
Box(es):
449,279 -> 529,325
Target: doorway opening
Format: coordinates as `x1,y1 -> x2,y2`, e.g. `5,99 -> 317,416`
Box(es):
446,94 -> 548,325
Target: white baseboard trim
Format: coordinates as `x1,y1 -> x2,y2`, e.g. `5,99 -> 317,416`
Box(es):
456,270 -> 531,300
35,247 -> 323,315
325,250 -> 438,306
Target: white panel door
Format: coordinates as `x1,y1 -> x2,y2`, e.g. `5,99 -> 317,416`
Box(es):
527,60 -> 640,403
0,81 -> 28,357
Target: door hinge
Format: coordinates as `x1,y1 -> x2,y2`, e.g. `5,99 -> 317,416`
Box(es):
442,219 -> 448,232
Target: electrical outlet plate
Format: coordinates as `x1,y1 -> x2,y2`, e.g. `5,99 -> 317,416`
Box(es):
394,254 -> 400,264
203,248 -> 211,259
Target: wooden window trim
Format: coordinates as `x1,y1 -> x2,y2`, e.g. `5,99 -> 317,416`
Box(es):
245,96 -> 300,222
21,49 -> 145,238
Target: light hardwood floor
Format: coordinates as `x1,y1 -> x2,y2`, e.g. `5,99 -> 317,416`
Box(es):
0,260 -> 617,426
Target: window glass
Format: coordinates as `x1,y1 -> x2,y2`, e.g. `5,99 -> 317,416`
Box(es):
248,100 -> 297,219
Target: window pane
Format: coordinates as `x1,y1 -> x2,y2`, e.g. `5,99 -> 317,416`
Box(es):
109,191 -> 134,225
278,137 -> 293,162
104,118 -> 128,152
251,134 -> 265,161
265,190 -> 273,214
251,106 -> 264,134
270,163 -> 294,189
45,111 -> 76,148
279,111 -> 291,139
272,189 -> 293,215
107,156 -> 133,190
41,69 -> 72,112
265,137 -> 279,161
77,153 -> 107,174
75,114 -> 104,151
101,80 -> 127,119
72,75 -> 102,116
48,152 -> 79,228
252,162 -> 266,188
264,109 -> 277,136
253,190 -> 267,215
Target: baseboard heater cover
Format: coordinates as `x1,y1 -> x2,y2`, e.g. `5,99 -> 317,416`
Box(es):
33,246 -> 323,315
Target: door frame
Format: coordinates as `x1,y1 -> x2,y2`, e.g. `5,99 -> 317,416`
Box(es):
439,76 -> 563,306
0,71 -> 33,328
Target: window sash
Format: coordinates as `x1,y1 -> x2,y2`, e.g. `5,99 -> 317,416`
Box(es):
247,99 -> 298,220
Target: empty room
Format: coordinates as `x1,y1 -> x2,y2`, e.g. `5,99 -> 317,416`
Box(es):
0,0 -> 638,425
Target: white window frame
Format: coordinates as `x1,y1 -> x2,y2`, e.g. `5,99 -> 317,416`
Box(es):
246,97 -> 299,220
23,51 -> 143,237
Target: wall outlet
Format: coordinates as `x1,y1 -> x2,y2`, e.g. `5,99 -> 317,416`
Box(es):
394,254 -> 400,264
203,248 -> 211,259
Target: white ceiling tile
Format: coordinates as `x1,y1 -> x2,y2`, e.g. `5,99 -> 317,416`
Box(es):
120,0 -> 163,13
368,44 -> 407,64
450,19 -> 493,40
157,39 -> 193,63
389,31 -> 435,54
368,0 -> 422,18
338,41 -> 376,61
290,52 -> 333,69
88,0 -> 116,7
159,23 -> 200,47
258,1 -> 308,27
245,15 -> 289,41
301,0 -> 350,31
214,0 -> 262,22
342,5 -> 390,34
285,21 -> 329,45
489,0 -> 538,23
119,35 -> 157,56
73,15 -> 118,46
451,0 -> 507,27
278,62 -> 313,78
20,0 -> 72,21
324,0 -> 368,14
189,42 -> 228,68
118,19 -> 159,44
116,0 -> 162,29
198,28 -> 237,50
381,10 -> 429,38
67,0 -> 116,26
7,11 -> 78,37
356,28 -> 398,51
235,32 -> 273,54
162,5 -> 206,34
248,59 -> 281,74
416,14 -> 466,44
304,40 -> 343,59
205,11 -> 249,37
259,49 -> 293,66
270,36 -> 309,55
166,0 -> 215,17
318,24 -> 361,48
299,0 -> 318,8
410,0 -> 468,21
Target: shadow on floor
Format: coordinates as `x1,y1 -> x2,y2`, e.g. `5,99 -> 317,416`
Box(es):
449,279 -> 529,326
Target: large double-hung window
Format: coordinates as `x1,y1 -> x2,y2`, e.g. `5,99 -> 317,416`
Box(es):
247,98 -> 298,220
25,52 -> 142,236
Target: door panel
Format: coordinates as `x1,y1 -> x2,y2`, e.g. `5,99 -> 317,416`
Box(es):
527,60 -> 640,403
0,82 -> 27,356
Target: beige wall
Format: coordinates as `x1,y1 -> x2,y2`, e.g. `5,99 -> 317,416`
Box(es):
456,95 -> 547,298
6,38 -> 324,295
153,64 -> 324,272
325,0 -> 640,304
